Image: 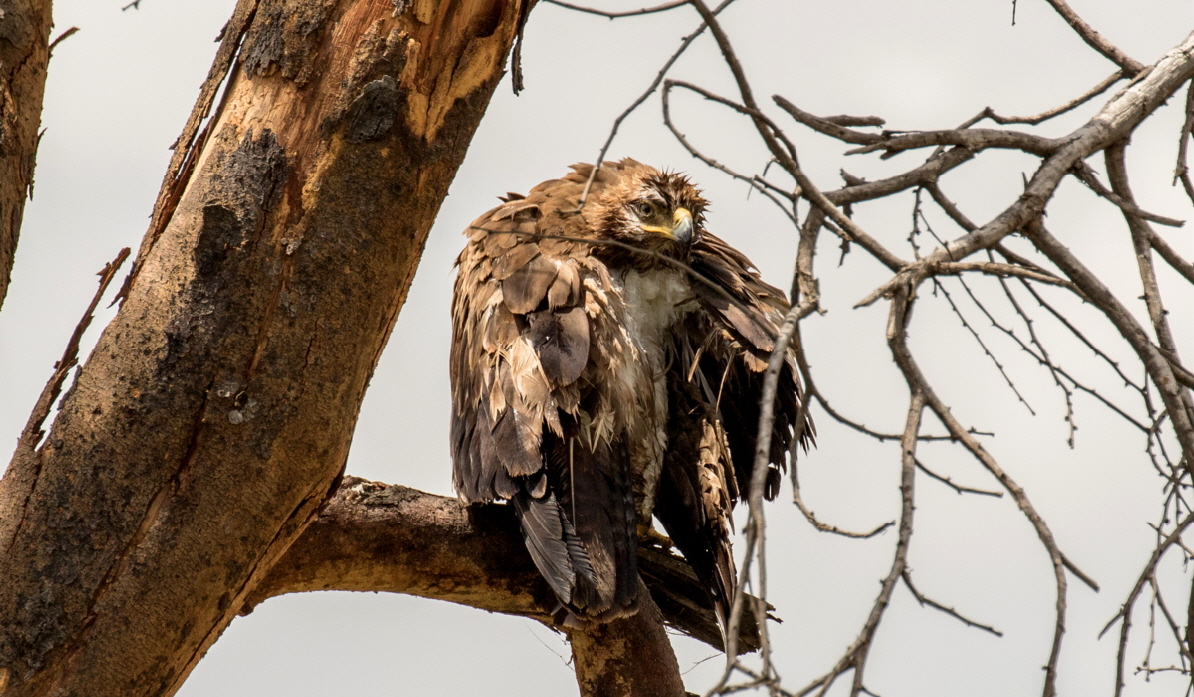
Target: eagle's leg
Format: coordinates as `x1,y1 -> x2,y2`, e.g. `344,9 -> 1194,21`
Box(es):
637,524 -> 674,550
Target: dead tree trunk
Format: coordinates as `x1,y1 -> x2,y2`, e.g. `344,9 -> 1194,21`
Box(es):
0,0 -> 534,694
0,0 -> 53,310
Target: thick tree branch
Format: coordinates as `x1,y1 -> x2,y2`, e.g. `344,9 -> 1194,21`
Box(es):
246,477 -> 765,657
570,583 -> 688,697
0,0 -> 53,311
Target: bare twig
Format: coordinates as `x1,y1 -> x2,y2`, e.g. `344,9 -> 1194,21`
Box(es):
914,459 -> 1003,498
1101,508 -> 1194,696
982,71 -> 1125,125
845,128 -> 1058,159
902,570 -> 1003,636
1071,161 -> 1185,228
17,248 -> 130,450
1042,0 -> 1146,75
48,27 -> 80,54
1027,219 -> 1194,470
572,0 -> 738,210
887,278 -> 1077,697
544,0 -> 689,18
1174,81 -> 1194,205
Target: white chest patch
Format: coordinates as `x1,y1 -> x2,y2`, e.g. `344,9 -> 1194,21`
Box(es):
615,266 -> 698,521
618,267 -> 697,361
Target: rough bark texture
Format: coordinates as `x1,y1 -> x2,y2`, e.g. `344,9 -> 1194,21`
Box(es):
0,0 -> 529,694
0,0 -> 52,311
247,477 -> 764,657
246,477 -> 555,616
569,584 -> 688,697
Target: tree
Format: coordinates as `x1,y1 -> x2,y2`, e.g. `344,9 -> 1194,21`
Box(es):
1,1 -> 1192,696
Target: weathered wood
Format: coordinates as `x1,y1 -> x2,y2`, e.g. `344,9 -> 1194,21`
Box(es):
0,0 -> 53,310
246,477 -> 764,656
0,0 -> 529,694
245,478 -> 555,617
570,584 -> 688,697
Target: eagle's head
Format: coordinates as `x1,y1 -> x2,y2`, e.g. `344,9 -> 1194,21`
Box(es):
590,161 -> 709,261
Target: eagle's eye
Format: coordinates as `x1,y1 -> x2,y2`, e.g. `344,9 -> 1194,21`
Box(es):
636,201 -> 656,218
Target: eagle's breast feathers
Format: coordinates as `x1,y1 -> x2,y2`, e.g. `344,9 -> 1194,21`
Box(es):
449,159 -> 810,631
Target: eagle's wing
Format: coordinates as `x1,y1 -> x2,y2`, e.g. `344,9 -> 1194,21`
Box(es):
449,174 -> 640,621
655,231 -> 813,635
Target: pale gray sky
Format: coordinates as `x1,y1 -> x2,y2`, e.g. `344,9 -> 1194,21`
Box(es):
2,1 -> 1192,695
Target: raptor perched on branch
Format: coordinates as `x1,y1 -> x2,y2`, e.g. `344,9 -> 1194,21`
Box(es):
450,159 -> 811,631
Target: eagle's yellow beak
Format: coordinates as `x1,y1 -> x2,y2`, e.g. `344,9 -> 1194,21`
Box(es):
641,207 -> 695,243
670,208 -> 694,244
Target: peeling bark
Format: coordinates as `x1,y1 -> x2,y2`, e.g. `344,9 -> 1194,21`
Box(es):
0,0 -> 530,694
0,0 -> 52,310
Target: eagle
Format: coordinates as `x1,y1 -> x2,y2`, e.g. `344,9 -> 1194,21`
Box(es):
449,159 -> 810,633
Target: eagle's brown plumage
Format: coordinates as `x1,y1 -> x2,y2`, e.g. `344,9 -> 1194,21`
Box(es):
450,159 -> 811,632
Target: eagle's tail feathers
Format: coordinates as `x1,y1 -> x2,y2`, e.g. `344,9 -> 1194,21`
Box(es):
523,431 -> 639,621
512,491 -> 582,605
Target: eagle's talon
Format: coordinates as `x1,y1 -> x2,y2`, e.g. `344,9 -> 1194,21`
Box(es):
638,525 -> 673,550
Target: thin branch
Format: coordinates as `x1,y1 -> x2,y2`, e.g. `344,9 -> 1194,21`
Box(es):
929,276 -> 1038,416
773,96 -> 884,145
662,80 -> 799,225
1105,142 -> 1194,456
17,248 -> 130,450
812,390 -> 988,443
826,146 -> 976,207
1174,80 -> 1194,205
1148,228 -> 1194,284
982,70 -> 1125,125
1014,278 -> 1145,394
671,79 -> 909,273
914,459 -> 1003,498
1042,0 -> 1146,75
902,570 -> 1003,636
709,290 -> 806,694
1100,508 -> 1194,697
544,0 -> 689,18
855,32 -> 1194,309
1027,219 -> 1194,471
887,279 -> 1073,697
790,390 -> 924,697
845,129 -> 1059,159
573,0 -> 738,209
792,477 -> 894,538
1071,161 -> 1185,228
48,27 -> 80,54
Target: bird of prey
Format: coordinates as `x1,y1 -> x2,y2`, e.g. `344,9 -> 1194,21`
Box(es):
450,159 -> 810,632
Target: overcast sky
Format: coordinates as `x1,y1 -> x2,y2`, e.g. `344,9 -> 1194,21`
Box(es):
2,1 -> 1193,695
